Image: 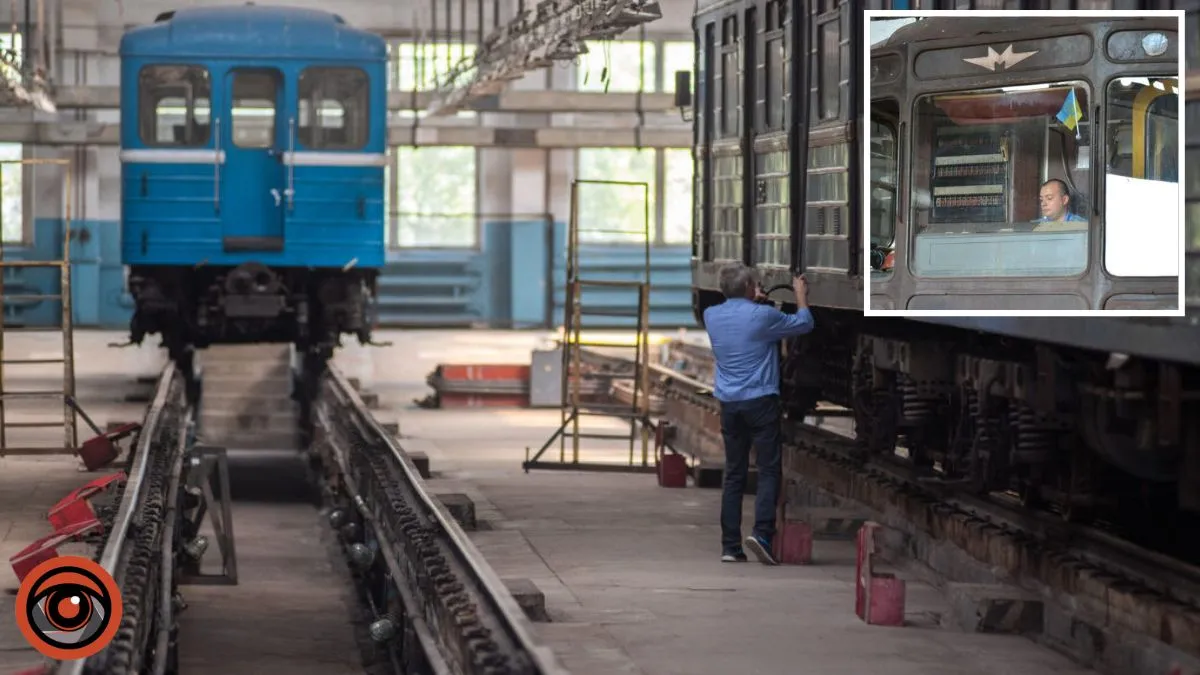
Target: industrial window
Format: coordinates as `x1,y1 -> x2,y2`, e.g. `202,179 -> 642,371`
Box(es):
662,41 -> 693,94
0,32 -> 20,84
229,69 -> 277,149
393,41 -> 477,119
393,146 -> 477,247
576,148 -> 656,243
298,67 -> 369,151
1104,76 -> 1180,278
137,64 -> 212,147
663,149 -> 694,244
395,41 -> 477,92
577,40 -> 656,92
0,143 -> 22,245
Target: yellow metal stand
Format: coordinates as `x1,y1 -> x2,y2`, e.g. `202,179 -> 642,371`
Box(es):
0,158 -> 79,456
525,179 -> 655,473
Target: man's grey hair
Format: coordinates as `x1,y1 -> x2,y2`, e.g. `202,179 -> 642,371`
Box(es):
718,262 -> 759,299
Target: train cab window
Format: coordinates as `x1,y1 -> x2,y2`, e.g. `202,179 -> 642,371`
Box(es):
869,111 -> 897,277
138,65 -> 211,147
909,81 -> 1091,279
230,70 -> 279,149
1104,76 -> 1179,278
298,67 -> 369,150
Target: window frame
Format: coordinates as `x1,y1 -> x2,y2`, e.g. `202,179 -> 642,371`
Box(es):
869,109 -> 899,272
906,79 -> 1094,281
137,63 -> 213,148
1102,73 -> 1180,279
228,68 -> 279,150
297,66 -> 371,151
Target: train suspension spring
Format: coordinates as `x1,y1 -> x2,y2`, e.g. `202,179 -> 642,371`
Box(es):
898,376 -> 935,423
1011,404 -> 1054,464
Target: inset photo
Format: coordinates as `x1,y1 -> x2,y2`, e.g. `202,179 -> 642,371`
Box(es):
865,10 -> 1185,317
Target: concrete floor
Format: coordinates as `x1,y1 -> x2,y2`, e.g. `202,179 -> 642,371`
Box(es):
334,329 -> 1099,675
0,328 -> 1102,674
0,331 -> 165,673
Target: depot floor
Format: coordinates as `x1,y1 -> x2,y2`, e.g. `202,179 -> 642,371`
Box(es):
0,329 -> 1096,675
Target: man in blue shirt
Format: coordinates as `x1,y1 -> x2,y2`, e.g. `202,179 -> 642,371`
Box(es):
702,263 -> 814,565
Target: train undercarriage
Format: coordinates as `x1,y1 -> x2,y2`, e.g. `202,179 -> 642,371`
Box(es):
126,262 -> 379,418
694,290 -> 1200,523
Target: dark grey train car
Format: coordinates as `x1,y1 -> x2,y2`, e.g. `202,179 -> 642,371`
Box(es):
870,17 -> 1181,311
685,0 -> 1200,522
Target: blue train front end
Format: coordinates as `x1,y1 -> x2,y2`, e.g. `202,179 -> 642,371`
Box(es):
118,5 -> 387,361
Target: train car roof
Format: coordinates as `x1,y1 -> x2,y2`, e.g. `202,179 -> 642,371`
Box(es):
873,15 -> 1172,50
119,4 -> 386,61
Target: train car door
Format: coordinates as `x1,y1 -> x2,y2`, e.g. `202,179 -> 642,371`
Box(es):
221,68 -> 286,252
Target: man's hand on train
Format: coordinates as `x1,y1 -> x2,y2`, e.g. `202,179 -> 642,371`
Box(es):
753,283 -> 769,303
793,274 -> 809,307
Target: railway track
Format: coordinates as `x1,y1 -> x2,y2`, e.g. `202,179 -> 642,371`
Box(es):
40,353 -> 564,675
654,340 -> 1200,675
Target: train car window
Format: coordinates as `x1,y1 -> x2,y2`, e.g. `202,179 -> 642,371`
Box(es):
816,13 -> 840,121
870,116 -> 897,275
298,67 -> 370,150
1104,76 -> 1180,278
230,70 -> 278,149
137,65 -> 211,147
719,17 -> 739,138
908,81 -> 1091,279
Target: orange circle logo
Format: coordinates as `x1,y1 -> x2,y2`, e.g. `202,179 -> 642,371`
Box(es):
14,556 -> 123,660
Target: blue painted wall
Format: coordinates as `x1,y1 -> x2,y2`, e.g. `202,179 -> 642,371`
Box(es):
2,219 -> 134,330
377,220 -> 695,329
7,218 -> 694,330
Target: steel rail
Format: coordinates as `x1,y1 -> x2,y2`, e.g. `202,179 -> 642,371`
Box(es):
323,365 -> 568,675
652,349 -> 1200,596
55,362 -> 181,675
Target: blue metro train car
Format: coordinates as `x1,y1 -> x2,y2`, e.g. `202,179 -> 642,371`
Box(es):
118,4 -> 387,363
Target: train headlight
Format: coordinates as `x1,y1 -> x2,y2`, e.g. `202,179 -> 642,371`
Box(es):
1141,33 -> 1168,57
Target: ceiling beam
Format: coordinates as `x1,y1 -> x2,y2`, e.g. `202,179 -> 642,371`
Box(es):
28,86 -> 681,114
0,121 -> 691,148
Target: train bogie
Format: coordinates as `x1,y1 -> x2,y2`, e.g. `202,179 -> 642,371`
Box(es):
118,5 -> 388,359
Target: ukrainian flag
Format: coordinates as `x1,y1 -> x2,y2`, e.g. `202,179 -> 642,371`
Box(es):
1056,89 -> 1083,138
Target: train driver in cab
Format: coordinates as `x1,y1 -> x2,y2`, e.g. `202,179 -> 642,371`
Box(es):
1033,178 -> 1088,232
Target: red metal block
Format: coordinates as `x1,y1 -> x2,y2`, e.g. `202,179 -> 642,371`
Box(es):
657,453 -> 688,488
10,666 -> 51,675
855,521 -> 906,627
439,364 -> 531,381
772,520 -> 813,564
78,422 -> 141,471
9,519 -> 101,583
47,472 -> 127,532
654,422 -> 687,488
439,393 -> 529,408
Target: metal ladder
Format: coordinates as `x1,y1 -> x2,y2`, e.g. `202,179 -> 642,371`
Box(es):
0,157 -> 78,457
524,178 -> 654,473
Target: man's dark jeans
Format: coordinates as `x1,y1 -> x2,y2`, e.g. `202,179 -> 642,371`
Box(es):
718,394 -> 781,553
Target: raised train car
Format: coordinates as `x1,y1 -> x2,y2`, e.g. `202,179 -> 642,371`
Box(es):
118,5 -> 387,368
686,1 -> 1199,523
